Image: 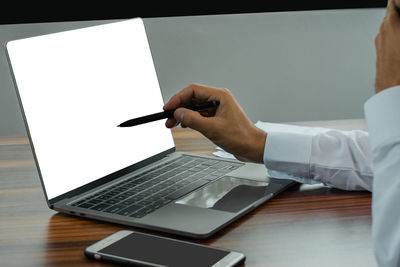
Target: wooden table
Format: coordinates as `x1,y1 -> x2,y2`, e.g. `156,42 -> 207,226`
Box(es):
0,119 -> 376,266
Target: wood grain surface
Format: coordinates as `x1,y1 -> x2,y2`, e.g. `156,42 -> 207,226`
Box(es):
0,120 -> 377,266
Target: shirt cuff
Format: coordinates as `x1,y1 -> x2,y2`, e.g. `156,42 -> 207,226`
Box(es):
263,131 -> 313,178
364,86 -> 400,151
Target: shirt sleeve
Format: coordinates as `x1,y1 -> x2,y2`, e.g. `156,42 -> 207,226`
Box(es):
263,126 -> 373,191
364,85 -> 400,267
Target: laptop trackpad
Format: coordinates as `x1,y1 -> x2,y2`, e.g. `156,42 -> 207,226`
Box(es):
176,176 -> 269,213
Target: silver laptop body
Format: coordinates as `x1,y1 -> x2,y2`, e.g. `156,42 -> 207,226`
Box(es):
6,18 -> 295,238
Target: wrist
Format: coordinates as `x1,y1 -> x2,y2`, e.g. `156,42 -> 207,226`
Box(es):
246,127 -> 267,163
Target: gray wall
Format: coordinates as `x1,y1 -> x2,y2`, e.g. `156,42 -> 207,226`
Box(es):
0,8 -> 385,135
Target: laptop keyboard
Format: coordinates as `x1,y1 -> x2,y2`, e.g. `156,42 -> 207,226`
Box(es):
71,155 -> 243,218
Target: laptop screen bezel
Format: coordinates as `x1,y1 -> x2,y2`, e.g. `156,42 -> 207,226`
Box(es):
4,20 -> 177,207
7,43 -> 176,206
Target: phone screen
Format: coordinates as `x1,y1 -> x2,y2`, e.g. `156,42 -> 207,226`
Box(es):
99,232 -> 230,267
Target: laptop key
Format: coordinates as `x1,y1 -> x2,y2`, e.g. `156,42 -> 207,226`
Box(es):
104,204 -> 127,214
117,204 -> 144,216
161,198 -> 172,205
97,195 -> 112,200
149,200 -> 166,210
107,191 -> 120,196
166,180 -> 209,200
114,195 -> 127,201
202,159 -> 219,166
129,211 -> 146,218
157,187 -> 175,196
120,191 -> 136,197
72,199 -> 86,206
141,207 -> 155,214
104,199 -> 119,205
90,203 -> 111,211
177,180 -> 191,186
87,199 -> 103,204
137,200 -> 152,206
114,187 -> 129,193
209,162 -> 230,169
145,195 -> 163,202
121,198 -> 137,206
202,174 -> 221,181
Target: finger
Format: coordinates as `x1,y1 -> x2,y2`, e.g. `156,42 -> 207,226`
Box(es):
183,83 -> 225,101
163,92 -> 187,111
165,117 -> 178,128
174,107 -> 216,134
163,83 -> 224,110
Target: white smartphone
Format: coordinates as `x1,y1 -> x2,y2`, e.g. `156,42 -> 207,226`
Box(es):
84,230 -> 246,267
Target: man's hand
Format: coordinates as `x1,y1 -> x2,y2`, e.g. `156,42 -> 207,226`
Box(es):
375,0 -> 400,93
164,83 -> 267,163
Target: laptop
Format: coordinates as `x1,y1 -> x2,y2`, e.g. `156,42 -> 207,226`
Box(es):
5,18 -> 296,238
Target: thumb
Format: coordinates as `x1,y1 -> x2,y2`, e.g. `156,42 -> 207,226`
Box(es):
174,108 -> 213,134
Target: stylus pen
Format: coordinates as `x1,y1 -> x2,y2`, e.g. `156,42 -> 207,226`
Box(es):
118,100 -> 220,127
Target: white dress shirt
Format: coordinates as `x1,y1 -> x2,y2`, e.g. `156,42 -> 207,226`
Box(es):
263,123 -> 373,191
365,86 -> 400,267
263,86 -> 400,266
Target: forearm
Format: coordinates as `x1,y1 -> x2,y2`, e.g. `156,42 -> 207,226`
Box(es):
263,126 -> 373,191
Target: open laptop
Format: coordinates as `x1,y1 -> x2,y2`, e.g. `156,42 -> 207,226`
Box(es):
6,18 -> 295,238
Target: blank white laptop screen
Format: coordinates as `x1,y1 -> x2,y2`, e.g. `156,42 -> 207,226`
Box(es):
6,18 -> 175,200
